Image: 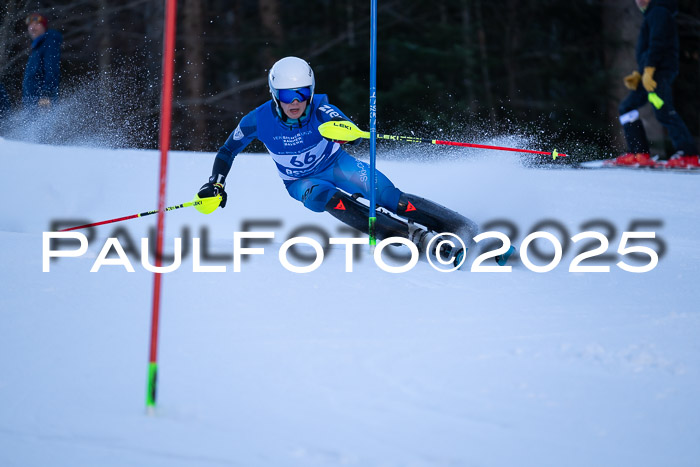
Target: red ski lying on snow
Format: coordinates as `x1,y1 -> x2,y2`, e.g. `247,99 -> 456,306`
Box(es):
580,153 -> 700,171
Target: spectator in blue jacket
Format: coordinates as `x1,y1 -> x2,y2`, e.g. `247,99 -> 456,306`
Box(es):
22,13 -> 62,109
612,0 -> 699,168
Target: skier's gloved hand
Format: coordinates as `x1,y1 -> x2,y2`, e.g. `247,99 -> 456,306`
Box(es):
197,178 -> 227,208
642,67 -> 657,92
325,116 -> 361,146
623,71 -> 641,90
324,137 -> 361,146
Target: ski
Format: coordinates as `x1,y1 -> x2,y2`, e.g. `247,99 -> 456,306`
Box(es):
579,158 -> 700,172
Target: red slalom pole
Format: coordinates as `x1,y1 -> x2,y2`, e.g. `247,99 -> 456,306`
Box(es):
58,199 -> 214,232
147,0 -> 178,413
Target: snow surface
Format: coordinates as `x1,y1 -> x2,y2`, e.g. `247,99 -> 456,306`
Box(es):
1,136 -> 699,466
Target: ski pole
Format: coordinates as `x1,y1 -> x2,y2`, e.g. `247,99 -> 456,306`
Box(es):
648,92 -> 664,110
58,195 -> 222,232
319,120 -> 568,159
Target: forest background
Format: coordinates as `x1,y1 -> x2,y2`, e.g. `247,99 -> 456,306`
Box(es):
1,0 -> 699,161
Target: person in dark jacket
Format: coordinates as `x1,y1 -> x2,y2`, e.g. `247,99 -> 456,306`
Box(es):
22,12 -> 62,109
613,0 -> 699,168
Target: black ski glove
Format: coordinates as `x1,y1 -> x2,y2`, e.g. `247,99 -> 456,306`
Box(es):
198,177 -> 227,208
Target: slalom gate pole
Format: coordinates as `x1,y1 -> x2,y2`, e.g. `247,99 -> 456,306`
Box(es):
368,0 -> 378,247
148,0 -> 178,413
58,197 -> 220,232
318,120 -> 568,159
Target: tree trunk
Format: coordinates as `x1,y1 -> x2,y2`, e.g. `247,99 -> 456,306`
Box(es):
503,0 -> 518,103
258,0 -> 283,67
97,0 -> 112,105
183,0 -> 207,150
475,0 -> 496,124
0,1 -> 17,76
460,0 -> 476,112
346,1 -> 355,47
0,0 -> 28,77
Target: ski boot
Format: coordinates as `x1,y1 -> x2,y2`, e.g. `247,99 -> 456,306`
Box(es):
398,193 -> 478,268
397,193 -> 477,237
397,193 -> 477,249
325,191 -> 408,240
604,152 -> 655,167
665,151 -> 700,169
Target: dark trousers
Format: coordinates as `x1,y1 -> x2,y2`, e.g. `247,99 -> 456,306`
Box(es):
619,71 -> 698,155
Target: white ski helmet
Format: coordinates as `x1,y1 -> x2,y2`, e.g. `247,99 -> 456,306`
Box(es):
268,56 -> 315,107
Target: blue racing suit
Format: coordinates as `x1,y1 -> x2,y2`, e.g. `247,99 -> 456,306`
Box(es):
212,94 -> 402,212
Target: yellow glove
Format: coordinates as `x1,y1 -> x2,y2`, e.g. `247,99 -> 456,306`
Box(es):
642,66 -> 657,92
623,71 -> 641,90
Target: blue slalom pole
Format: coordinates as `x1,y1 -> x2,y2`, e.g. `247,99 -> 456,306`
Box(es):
368,0 -> 378,246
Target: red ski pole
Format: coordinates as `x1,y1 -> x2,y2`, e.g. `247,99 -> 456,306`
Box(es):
319,120 -> 568,159
58,195 -> 222,232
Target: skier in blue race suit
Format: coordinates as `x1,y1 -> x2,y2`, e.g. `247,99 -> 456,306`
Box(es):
197,56 -> 490,265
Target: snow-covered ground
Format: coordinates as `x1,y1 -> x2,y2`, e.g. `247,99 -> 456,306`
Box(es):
1,136 -> 699,466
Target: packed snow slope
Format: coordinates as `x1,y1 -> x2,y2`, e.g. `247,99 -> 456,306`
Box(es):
1,136 -> 699,467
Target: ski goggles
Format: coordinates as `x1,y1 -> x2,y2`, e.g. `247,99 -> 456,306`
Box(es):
276,86 -> 312,104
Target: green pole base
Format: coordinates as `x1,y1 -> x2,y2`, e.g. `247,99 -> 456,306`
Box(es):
369,216 -> 377,246
146,362 -> 158,410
